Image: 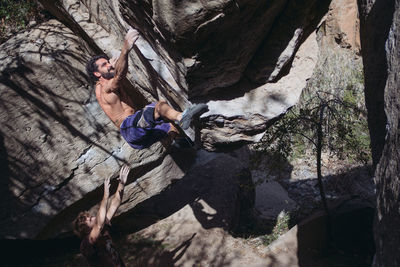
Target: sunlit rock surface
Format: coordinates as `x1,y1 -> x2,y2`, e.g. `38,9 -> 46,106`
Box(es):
0,20 -> 184,239
39,0 -> 336,150
0,0 -> 363,243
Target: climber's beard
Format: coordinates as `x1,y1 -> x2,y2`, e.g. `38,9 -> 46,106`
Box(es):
101,67 -> 115,79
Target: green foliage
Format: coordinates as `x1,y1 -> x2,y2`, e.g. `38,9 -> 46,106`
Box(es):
0,0 -> 44,42
253,48 -> 371,166
261,211 -> 290,245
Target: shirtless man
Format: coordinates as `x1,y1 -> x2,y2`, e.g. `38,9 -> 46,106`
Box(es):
86,28 -> 207,149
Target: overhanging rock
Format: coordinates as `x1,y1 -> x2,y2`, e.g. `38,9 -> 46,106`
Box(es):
0,20 -> 185,239
38,0 -> 326,151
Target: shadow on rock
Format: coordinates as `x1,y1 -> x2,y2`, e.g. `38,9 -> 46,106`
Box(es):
296,199 -> 375,267
113,149 -> 256,234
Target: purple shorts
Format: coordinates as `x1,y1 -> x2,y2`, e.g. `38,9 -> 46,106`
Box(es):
120,102 -> 171,149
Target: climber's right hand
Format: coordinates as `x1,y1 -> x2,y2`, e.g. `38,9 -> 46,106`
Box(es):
125,27 -> 139,49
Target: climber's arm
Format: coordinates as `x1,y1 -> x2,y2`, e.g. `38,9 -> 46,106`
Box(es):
108,28 -> 139,91
106,165 -> 130,221
88,177 -> 110,244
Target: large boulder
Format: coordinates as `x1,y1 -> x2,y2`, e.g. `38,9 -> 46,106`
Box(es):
359,0 -> 400,266
38,0 -> 333,150
0,20 -> 185,239
0,0 -> 363,242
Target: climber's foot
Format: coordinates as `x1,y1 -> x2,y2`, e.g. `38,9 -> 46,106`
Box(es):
178,103 -> 208,130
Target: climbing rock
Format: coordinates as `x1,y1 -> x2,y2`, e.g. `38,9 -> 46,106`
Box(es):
115,153 -> 263,266
0,20 -> 184,239
38,0 -> 332,150
0,0 -> 364,242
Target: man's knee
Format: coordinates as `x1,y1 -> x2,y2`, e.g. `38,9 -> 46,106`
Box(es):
155,100 -> 167,110
154,100 -> 167,119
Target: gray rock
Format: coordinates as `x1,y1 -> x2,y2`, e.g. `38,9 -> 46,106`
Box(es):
0,21 -> 183,239
359,0 -> 400,265
38,0 -> 326,150
0,0 -> 364,243
253,180 -> 297,220
118,153 -> 264,266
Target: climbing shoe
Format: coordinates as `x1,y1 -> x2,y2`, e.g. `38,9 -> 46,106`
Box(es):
178,103 -> 208,130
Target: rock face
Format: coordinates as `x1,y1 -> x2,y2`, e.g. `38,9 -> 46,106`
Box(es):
39,0 -> 333,151
323,0 -> 360,52
0,0 -> 362,244
126,169 -> 264,267
359,0 -> 400,266
0,20 -> 185,239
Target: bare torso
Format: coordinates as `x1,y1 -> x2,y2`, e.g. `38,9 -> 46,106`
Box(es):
95,79 -> 136,128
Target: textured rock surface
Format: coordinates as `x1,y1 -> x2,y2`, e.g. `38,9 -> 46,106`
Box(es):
0,20 -> 184,239
38,0 -> 334,150
201,31 -> 319,150
0,0 -> 363,243
322,0 -> 360,52
359,0 -> 400,266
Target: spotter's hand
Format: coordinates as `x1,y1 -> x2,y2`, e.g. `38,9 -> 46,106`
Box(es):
118,164 -> 130,185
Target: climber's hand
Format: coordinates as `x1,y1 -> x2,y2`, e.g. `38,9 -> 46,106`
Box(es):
118,164 -> 130,185
125,27 -> 139,50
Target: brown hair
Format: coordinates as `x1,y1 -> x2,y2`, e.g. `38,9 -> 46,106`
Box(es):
86,54 -> 109,83
73,211 -> 92,238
